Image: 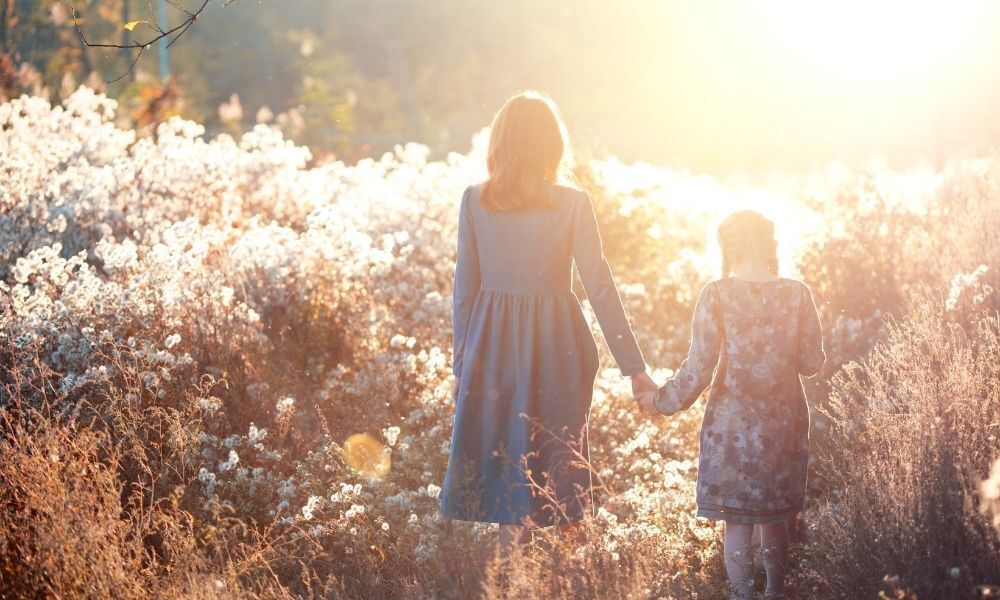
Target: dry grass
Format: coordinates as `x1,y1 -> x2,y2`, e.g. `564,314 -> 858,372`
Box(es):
801,305 -> 1000,598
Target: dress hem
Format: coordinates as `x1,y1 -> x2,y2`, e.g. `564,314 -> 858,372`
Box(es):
439,504 -> 589,527
696,504 -> 801,525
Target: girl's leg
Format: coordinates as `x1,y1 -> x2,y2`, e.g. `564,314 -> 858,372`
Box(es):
759,521 -> 789,598
724,522 -> 755,600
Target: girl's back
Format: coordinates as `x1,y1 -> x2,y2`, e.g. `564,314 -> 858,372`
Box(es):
651,276 -> 824,417
712,277 -> 825,407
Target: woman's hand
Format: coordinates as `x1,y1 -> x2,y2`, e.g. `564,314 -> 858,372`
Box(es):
630,371 -> 661,418
630,371 -> 658,398
451,377 -> 460,402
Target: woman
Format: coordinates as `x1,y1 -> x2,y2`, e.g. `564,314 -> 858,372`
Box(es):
440,91 -> 657,553
637,210 -> 826,599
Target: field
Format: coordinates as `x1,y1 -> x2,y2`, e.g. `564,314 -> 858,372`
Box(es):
1,88 -> 999,598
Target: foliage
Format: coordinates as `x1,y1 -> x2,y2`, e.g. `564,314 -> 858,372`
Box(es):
1,88 -> 998,598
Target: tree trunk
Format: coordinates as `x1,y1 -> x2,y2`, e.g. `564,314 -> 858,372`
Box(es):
121,0 -> 132,80
0,0 -> 12,54
121,0 -> 129,46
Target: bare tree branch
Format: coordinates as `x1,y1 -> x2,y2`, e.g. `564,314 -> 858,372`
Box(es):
71,0 -> 236,84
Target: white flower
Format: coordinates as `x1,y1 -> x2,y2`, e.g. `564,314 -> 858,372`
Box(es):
218,450 -> 240,472
276,397 -> 295,416
197,397 -> 222,412
248,423 -> 267,444
141,372 -> 159,390
164,333 -> 181,349
383,426 -> 401,447
300,495 -> 322,520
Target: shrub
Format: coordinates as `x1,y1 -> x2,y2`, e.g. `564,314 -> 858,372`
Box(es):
804,302 -> 1000,597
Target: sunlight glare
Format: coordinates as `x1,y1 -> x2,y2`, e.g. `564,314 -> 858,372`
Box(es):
764,0 -> 980,82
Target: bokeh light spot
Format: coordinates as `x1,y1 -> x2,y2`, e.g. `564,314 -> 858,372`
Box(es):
343,433 -> 391,478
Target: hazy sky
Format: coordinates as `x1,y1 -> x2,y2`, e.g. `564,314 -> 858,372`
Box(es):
549,0 -> 1000,173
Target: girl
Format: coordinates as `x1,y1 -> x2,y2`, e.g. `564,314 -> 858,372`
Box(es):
638,210 -> 825,599
441,91 -> 657,554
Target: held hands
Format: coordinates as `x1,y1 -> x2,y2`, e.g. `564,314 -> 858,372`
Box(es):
634,390 -> 659,416
629,371 -> 661,417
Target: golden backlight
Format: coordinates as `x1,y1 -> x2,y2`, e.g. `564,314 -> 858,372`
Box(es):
767,1 -> 974,78
605,0 -> 1000,171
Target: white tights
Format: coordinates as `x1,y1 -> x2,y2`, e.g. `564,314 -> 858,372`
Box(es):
723,521 -> 788,599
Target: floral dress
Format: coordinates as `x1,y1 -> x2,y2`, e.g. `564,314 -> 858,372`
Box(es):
652,278 -> 825,524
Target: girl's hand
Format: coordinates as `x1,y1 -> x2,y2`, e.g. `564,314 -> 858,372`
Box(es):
451,377 -> 460,401
630,371 -> 658,398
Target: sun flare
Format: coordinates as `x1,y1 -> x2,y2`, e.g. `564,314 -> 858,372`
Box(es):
763,0 -> 980,79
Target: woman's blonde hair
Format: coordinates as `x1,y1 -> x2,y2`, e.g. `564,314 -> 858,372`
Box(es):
480,90 -> 571,211
717,210 -> 779,277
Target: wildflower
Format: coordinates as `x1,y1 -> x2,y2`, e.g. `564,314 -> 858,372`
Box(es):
141,372 -> 159,389
219,286 -> 235,306
383,425 -> 401,447
248,423 -> 267,444
164,333 -> 181,348
300,495 -> 322,520
195,396 -> 222,412
218,450 -> 240,472
276,397 -> 295,416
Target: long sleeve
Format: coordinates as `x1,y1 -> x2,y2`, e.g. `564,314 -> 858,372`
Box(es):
653,283 -> 723,415
796,283 -> 826,376
452,186 -> 480,376
571,191 -> 646,376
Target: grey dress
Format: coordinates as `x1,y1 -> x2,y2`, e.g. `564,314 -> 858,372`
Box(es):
652,278 -> 826,524
440,184 -> 645,526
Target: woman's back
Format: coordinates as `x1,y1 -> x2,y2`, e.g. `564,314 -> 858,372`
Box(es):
462,183 -> 579,296
452,183 -> 645,378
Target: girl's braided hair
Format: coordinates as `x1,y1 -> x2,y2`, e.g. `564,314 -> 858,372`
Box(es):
717,210 -> 778,277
